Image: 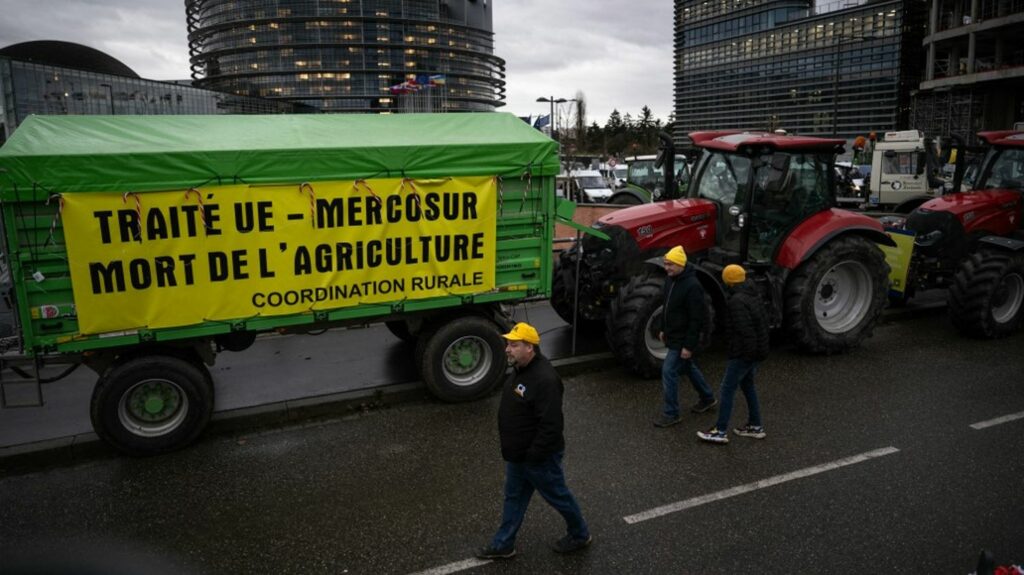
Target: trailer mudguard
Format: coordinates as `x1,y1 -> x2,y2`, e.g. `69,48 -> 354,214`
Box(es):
775,209 -> 896,270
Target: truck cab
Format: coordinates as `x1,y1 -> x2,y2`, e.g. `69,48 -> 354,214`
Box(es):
867,130 -> 944,212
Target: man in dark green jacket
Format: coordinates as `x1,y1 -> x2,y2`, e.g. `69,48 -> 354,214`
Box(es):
656,246 -> 716,427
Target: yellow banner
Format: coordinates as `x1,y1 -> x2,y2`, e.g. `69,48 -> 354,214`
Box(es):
62,177 -> 497,334
880,228 -> 915,295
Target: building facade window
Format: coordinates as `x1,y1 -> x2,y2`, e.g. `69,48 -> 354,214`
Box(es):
186,0 -> 506,113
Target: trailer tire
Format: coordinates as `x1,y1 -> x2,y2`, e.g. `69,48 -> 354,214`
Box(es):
418,315 -> 507,402
90,355 -> 214,456
949,251 -> 1024,338
784,235 -> 889,353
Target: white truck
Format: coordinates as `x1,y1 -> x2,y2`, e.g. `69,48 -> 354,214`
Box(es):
850,130 -> 949,213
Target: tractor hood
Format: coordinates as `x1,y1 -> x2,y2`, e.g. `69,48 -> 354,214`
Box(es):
597,198 -> 717,252
917,189 -> 1021,218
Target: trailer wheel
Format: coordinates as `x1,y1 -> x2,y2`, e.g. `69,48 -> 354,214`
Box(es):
418,315 -> 507,402
607,273 -> 715,378
90,355 -> 214,456
784,235 -> 889,353
949,251 -> 1024,338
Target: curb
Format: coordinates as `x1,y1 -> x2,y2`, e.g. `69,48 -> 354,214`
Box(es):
0,352 -> 615,474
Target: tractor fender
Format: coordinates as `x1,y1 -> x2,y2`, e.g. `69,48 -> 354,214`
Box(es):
977,235 -> 1024,252
776,209 -> 896,270
641,257 -> 726,315
609,188 -> 650,205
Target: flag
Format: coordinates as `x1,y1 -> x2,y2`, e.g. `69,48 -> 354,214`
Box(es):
533,114 -> 550,129
428,74 -> 446,86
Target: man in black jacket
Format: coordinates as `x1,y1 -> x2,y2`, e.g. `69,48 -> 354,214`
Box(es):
656,246 -> 716,427
698,264 -> 769,444
476,322 -> 591,559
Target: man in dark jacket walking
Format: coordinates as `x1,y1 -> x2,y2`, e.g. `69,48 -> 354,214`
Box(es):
656,246 -> 716,428
477,322 -> 591,559
698,264 -> 769,444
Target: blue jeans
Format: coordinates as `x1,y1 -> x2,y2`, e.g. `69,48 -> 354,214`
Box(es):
490,452 -> 589,550
661,349 -> 714,418
714,358 -> 763,431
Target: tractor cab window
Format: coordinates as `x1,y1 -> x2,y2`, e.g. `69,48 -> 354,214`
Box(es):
981,148 -> 1024,192
746,152 -> 834,261
694,151 -> 751,206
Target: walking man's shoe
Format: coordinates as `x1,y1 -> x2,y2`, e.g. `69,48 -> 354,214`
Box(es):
653,414 -> 683,428
733,424 -> 767,439
691,398 -> 718,413
476,545 -> 516,560
697,428 -> 729,444
552,534 -> 593,554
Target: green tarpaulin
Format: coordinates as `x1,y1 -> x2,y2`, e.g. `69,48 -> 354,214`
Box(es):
0,113 -> 559,197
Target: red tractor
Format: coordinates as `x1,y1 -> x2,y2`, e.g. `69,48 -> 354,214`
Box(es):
552,131 -> 895,377
897,130 -> 1024,337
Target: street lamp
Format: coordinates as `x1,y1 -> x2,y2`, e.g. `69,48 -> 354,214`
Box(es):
537,96 -> 567,142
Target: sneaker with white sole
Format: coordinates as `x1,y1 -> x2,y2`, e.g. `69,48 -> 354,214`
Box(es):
696,428 -> 729,444
733,424 -> 766,439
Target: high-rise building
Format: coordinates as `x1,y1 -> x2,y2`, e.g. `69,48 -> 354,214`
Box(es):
185,0 -> 506,113
673,0 -> 926,143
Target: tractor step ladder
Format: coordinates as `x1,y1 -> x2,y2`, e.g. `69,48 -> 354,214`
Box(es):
0,353 -> 45,408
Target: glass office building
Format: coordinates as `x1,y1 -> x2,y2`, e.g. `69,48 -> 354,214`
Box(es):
673,0 -> 926,143
0,42 -> 307,144
186,0 -> 506,113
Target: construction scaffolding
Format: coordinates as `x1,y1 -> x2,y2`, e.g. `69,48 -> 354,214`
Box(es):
911,89 -> 985,144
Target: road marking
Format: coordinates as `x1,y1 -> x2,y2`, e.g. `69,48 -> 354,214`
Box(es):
409,558 -> 490,575
970,411 -> 1024,430
623,446 -> 901,525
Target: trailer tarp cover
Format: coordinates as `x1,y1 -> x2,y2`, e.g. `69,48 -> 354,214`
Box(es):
0,112 -> 559,195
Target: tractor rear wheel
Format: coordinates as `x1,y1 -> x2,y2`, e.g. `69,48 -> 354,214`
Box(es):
784,235 -> 890,353
949,251 -> 1024,338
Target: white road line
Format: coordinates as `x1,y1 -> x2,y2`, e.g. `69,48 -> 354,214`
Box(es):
408,558 -> 490,575
970,411 -> 1024,430
622,446 -> 901,525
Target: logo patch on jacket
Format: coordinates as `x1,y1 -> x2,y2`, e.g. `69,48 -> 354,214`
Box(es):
514,383 -> 527,397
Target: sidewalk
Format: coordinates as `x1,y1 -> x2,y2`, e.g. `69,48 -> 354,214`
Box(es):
0,294 -> 945,467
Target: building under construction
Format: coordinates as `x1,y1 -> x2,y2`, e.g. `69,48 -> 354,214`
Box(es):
911,0 -> 1024,142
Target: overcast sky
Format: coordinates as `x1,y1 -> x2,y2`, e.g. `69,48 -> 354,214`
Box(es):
0,0 -> 674,125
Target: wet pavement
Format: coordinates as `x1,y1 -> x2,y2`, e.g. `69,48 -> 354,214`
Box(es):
1,311 -> 1021,574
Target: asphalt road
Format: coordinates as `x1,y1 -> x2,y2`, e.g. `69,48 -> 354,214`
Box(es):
1,311 -> 1021,574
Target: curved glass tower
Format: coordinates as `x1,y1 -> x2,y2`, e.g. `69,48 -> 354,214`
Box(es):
186,0 -> 506,113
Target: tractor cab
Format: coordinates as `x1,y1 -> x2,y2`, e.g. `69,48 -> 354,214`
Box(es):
688,131 -> 843,265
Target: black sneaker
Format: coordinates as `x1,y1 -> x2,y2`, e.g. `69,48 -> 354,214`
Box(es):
475,545 -> 516,559
552,534 -> 593,554
733,424 -> 767,439
691,398 -> 718,414
653,414 -> 682,428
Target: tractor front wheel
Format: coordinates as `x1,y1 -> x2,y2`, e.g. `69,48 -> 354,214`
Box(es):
949,251 -> 1024,338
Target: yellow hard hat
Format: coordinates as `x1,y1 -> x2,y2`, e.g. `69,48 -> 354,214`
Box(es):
722,264 -> 746,285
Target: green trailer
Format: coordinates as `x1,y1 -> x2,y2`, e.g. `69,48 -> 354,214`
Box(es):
0,112 -> 571,455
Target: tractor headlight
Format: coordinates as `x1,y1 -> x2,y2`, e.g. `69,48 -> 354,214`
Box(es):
915,230 -> 944,247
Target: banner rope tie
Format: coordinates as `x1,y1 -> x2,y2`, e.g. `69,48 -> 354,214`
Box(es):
299,182 -> 316,227
45,193 -> 64,247
495,176 -> 504,216
353,179 -> 381,207
122,191 -> 143,240
401,178 -> 422,209
184,188 -> 207,232
519,170 -> 532,212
